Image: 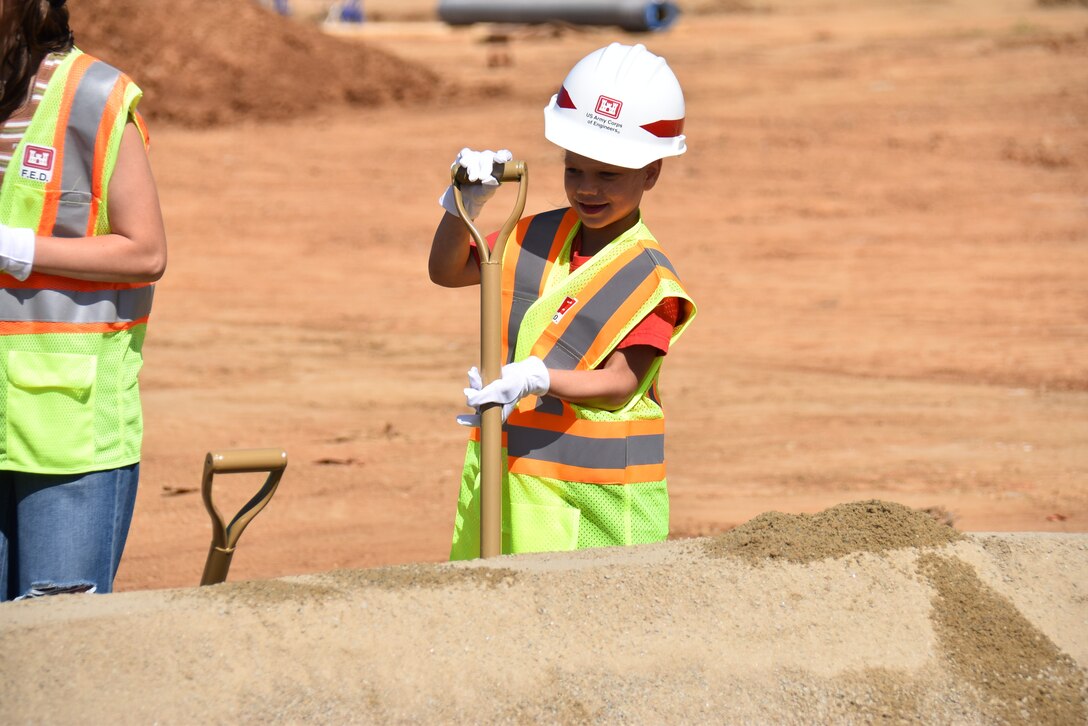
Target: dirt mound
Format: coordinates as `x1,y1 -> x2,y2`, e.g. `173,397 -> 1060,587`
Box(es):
2,521 -> 1085,724
706,500 -> 964,564
704,502 -> 1085,723
67,0 -> 445,126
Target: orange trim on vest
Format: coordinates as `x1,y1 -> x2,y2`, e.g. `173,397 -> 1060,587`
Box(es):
478,210 -> 689,488
581,273 -> 661,367
3,274 -> 151,292
550,243 -> 643,340
509,404 -> 665,437
524,210 -> 576,301
507,457 -> 666,486
500,211 -> 576,361
543,211 -> 577,286
0,317 -> 148,336
528,243 -> 646,365
38,53 -> 94,236
467,410 -> 664,485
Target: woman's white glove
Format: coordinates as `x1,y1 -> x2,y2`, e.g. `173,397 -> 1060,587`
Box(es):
0,223 -> 35,281
439,148 -> 513,220
456,356 -> 550,427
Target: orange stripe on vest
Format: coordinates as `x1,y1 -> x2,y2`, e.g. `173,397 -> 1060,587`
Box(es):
507,457 -> 666,486
0,317 -> 149,336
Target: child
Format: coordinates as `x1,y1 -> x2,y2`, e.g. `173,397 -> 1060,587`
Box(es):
428,43 -> 696,559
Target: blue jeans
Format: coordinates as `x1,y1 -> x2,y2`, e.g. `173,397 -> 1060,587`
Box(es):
0,464 -> 139,601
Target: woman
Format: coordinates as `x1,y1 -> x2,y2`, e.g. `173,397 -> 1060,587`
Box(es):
0,0 -> 167,600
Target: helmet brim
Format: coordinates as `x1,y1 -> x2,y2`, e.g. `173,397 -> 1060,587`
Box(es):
544,96 -> 686,169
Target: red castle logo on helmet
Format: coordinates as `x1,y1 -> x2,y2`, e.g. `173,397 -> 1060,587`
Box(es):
595,95 -> 622,119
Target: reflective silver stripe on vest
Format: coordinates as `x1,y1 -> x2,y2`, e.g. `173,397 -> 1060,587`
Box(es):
506,425 -> 664,469
53,60 -> 123,238
533,394 -> 565,415
507,209 -> 568,364
542,249 -> 661,370
645,247 -> 676,276
0,286 -> 153,324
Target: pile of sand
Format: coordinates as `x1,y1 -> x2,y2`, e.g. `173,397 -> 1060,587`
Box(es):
3,501 -> 1085,723
67,0 -> 445,126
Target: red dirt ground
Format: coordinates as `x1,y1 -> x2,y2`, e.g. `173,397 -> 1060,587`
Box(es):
71,0 -> 1088,592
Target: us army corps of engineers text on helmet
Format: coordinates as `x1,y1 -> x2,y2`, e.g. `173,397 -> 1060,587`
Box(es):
543,42 -> 687,170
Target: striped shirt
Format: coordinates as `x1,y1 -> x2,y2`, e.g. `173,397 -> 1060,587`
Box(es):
0,53 -> 64,183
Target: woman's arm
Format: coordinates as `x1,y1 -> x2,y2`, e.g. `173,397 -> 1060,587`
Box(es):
547,345 -> 659,410
29,122 -> 167,282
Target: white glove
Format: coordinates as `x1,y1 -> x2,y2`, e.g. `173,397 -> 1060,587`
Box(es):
0,223 -> 35,281
456,356 -> 550,427
439,147 -> 513,220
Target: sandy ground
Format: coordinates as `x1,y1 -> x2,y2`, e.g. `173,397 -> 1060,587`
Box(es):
2,504 -> 1086,723
2,0 -> 1087,721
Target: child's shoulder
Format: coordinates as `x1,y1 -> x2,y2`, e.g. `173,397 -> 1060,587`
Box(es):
514,207 -> 579,239
520,207 -> 575,227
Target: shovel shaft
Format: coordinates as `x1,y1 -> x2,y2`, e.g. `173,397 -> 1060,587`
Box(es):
479,262 -> 504,558
200,546 -> 234,587
452,159 -> 528,558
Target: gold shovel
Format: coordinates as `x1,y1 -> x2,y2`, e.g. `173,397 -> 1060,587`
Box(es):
199,448 -> 288,585
451,158 -> 528,558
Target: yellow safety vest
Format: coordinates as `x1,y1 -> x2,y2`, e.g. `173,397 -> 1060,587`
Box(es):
0,49 -> 152,474
451,208 -> 696,558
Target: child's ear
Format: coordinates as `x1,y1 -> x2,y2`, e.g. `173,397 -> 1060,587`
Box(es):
643,160 -> 663,190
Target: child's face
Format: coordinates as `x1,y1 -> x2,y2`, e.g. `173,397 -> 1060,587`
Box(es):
563,151 -> 661,241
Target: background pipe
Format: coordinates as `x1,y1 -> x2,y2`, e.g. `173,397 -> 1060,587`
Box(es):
438,0 -> 681,33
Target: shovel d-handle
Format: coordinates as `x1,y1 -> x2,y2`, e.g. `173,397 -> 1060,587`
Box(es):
199,448 -> 288,586
451,159 -> 527,265
452,159 -> 528,558
453,160 -> 524,188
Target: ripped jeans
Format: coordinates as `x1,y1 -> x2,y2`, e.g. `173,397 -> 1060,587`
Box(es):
0,464 -> 139,601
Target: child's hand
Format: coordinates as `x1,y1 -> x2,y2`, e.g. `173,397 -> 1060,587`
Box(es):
439,148 -> 513,220
455,366 -> 486,427
456,357 -> 550,426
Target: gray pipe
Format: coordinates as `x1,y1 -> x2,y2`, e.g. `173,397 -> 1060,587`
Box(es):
438,0 -> 681,33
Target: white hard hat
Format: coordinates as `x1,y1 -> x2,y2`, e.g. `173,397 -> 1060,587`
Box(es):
544,43 -> 686,169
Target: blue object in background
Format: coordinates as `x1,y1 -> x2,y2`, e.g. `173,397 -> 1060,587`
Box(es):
274,0 -> 290,15
438,0 -> 681,33
339,0 -> 365,22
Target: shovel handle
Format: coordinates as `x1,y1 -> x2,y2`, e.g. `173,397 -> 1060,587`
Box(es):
453,161 -> 524,186
207,448 -> 288,474
450,159 -> 529,559
199,448 -> 288,586
451,159 -> 528,265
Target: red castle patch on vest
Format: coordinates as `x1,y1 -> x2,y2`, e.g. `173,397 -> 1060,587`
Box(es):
552,296 -> 579,324
20,144 -> 55,182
